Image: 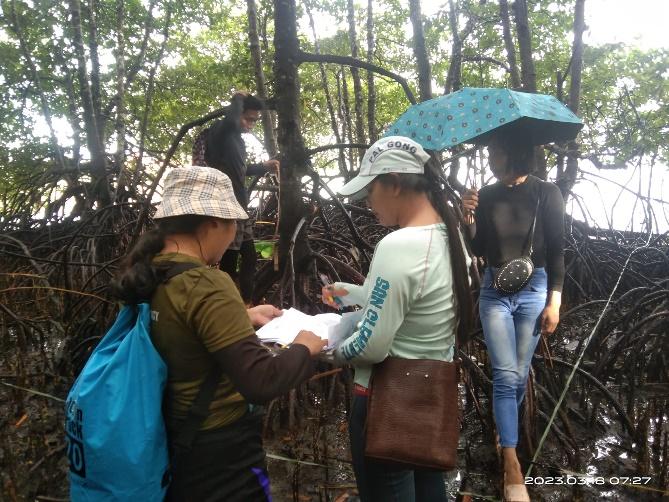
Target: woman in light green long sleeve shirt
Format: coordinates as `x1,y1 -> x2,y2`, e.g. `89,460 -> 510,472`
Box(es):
322,136 -> 473,502
331,223 -> 470,389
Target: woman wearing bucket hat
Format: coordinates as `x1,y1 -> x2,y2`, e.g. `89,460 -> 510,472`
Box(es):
321,137 -> 473,501
110,166 -> 326,501
462,130 -> 565,502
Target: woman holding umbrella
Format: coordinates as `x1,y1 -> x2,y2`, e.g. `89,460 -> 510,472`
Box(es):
462,129 -> 565,502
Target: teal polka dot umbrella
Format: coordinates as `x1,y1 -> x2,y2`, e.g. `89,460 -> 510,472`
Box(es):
384,87 -> 583,150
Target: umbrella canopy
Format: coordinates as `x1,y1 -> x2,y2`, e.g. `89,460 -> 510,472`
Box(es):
384,87 -> 583,149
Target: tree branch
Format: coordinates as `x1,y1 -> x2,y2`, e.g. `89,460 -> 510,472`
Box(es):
347,0 -> 367,145
8,0 -> 67,173
498,0 -> 521,88
409,0 -> 432,101
131,106 -> 230,242
103,0 -> 156,120
67,0 -> 110,206
304,0 -> 347,176
297,50 -> 416,105
306,143 -> 369,156
86,0 -> 104,145
462,55 -> 511,72
132,4 -> 172,189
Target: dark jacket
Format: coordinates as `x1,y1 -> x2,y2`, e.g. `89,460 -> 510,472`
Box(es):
204,95 -> 266,208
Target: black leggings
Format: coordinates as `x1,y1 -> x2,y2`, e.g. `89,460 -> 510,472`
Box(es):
219,239 -> 256,303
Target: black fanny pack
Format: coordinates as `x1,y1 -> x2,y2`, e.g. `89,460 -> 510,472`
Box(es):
492,197 -> 540,294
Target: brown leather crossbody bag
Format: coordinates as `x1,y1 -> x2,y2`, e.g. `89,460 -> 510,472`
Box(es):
364,356 -> 460,471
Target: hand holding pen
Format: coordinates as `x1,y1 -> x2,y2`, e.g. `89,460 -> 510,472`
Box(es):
319,273 -> 347,310
462,181 -> 479,225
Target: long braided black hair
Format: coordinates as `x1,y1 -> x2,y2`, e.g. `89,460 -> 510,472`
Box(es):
110,214 -> 211,304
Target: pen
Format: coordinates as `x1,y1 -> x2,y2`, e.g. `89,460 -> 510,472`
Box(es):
319,273 -> 344,308
465,180 -> 477,225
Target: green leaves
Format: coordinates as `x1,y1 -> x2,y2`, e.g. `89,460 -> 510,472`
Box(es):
0,0 -> 666,221
255,239 -> 275,259
578,45 -> 668,166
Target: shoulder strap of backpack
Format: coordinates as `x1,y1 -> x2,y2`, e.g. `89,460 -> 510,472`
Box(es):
170,365 -> 223,458
162,261 -> 202,281
163,365 -> 222,486
159,261 -> 224,475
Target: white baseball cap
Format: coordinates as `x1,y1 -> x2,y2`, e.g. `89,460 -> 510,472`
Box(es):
338,136 -> 431,199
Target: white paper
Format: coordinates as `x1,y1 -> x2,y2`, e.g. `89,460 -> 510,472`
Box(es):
256,308 -> 359,349
327,311 -> 363,349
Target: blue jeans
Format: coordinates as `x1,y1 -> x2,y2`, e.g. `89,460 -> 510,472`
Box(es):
479,267 -> 547,448
349,395 -> 447,502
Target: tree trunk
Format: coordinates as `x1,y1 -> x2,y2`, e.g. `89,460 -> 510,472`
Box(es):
444,0 -> 462,95
101,0 -> 157,123
247,0 -> 279,157
305,0 -> 347,176
67,0 -> 111,207
133,5 -> 172,190
347,0 -> 367,150
273,0 -> 311,295
555,69 -> 566,181
563,0 -> 586,196
409,0 -> 432,101
298,51 -> 416,104
444,0 -> 479,95
512,0 -> 547,180
8,0 -> 67,173
499,0 -> 522,89
366,0 -> 377,142
86,0 -> 104,147
444,0 -> 474,190
512,0 -> 537,92
52,39 -> 86,214
113,0 -> 127,201
58,55 -> 82,167
340,68 -> 356,173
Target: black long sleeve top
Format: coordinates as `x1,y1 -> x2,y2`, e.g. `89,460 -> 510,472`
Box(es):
471,175 -> 566,292
204,95 -> 267,208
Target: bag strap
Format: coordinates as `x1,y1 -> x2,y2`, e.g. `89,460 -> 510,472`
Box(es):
155,261 -> 223,478
162,261 -> 202,281
171,365 -> 223,457
162,366 -> 222,487
522,191 -> 542,257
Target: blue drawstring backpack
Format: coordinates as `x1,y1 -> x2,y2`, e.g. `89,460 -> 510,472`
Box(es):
66,303 -> 170,501
65,262 -> 218,501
